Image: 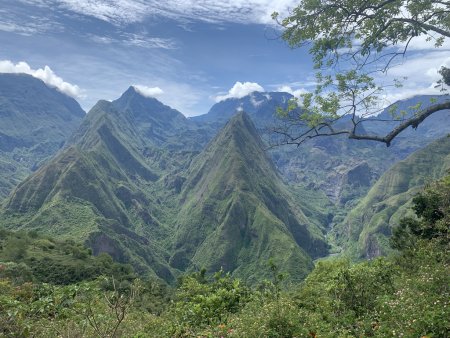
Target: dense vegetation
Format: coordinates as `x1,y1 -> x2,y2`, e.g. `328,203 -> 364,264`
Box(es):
1,175 -> 448,337
0,229 -> 134,285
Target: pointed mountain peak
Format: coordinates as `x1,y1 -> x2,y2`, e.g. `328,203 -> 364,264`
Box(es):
173,110 -> 328,283
213,111 -> 263,151
226,110 -> 252,128
117,85 -> 160,103
123,85 -> 140,96
113,85 -> 179,114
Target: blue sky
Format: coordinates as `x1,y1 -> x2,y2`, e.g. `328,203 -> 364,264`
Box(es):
1,0 -> 449,116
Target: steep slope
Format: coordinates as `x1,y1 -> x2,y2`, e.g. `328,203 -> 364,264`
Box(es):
0,73 -> 85,198
333,136 -> 450,258
171,112 -> 329,283
0,88 -> 201,282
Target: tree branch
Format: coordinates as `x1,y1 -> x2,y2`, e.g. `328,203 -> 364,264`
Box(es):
349,101 -> 450,146
272,100 -> 450,147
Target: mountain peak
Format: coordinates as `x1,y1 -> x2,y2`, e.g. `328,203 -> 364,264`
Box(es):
112,86 -> 187,124
118,86 -> 158,102
226,110 -> 252,127
172,109 -> 328,282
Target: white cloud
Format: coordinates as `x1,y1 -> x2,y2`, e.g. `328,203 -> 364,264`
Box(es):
88,32 -> 177,49
0,5 -> 61,35
398,34 -> 450,52
122,34 -> 177,49
377,51 -> 450,104
0,60 -> 82,98
215,81 -> 264,102
132,85 -> 164,98
28,0 -> 299,25
276,85 -> 308,97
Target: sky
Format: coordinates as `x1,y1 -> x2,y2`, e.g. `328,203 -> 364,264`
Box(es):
1,0 -> 449,116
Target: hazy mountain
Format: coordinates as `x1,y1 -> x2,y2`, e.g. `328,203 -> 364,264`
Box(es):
332,136 -> 450,258
0,73 -> 85,198
172,112 -> 329,283
191,91 -> 293,127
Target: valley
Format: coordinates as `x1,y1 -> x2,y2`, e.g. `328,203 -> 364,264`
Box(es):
1,0 -> 449,336
0,74 -> 449,337
1,74 -> 449,283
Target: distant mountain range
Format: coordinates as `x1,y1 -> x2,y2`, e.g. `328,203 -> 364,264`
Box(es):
191,91 -> 293,127
0,73 -> 449,283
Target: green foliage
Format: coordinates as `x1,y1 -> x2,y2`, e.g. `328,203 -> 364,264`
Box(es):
0,230 -> 135,285
0,241 -> 448,337
272,0 -> 450,144
167,269 -> 250,335
436,66 -> 450,90
391,174 -> 450,250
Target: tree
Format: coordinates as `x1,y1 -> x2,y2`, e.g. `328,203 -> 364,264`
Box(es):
391,174 -> 450,251
272,0 -> 450,146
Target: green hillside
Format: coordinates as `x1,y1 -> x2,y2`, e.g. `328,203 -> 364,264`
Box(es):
172,112 -> 329,283
0,73 -> 85,199
0,96 -> 185,282
332,136 -> 450,258
0,229 -> 134,285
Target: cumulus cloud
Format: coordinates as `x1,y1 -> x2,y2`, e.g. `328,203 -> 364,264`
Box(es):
215,81 -> 264,102
0,60 -> 82,98
276,85 -> 308,97
133,85 -> 164,98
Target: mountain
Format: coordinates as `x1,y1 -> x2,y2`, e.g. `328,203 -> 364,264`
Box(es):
171,112 -> 329,283
191,91 -> 293,127
0,88 -> 201,282
0,73 -> 85,199
332,136 -> 450,258
2,87 -> 328,284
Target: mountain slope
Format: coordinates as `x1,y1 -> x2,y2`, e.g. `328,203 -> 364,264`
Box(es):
333,136 -> 450,258
171,112 -> 329,283
0,73 -> 85,198
0,89 -> 200,282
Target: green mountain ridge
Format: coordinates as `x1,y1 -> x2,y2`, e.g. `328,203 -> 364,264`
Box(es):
172,112 -> 329,283
1,79 -> 449,285
1,97 -> 184,282
332,136 -> 450,258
